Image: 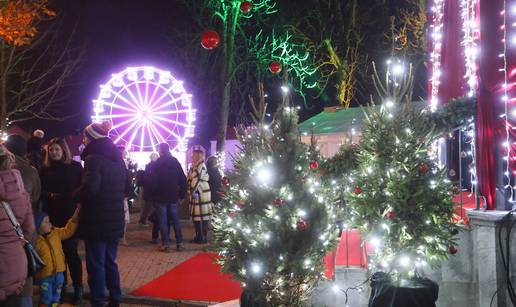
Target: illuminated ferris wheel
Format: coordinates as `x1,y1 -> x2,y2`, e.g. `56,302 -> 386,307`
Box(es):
93,66 -> 196,152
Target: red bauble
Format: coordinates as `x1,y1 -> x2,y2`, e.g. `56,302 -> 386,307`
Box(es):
448,245 -> 458,255
269,61 -> 282,74
200,30 -> 220,50
386,211 -> 394,220
309,161 -> 319,170
222,176 -> 230,186
228,211 -> 237,218
274,197 -> 284,207
296,219 -> 309,231
353,186 -> 362,195
240,1 -> 253,14
418,163 -> 430,174
236,200 -> 245,209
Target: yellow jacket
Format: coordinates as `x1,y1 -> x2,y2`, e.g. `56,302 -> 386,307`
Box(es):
35,211 -> 79,280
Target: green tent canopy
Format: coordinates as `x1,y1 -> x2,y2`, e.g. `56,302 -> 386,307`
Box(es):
298,106 -> 369,135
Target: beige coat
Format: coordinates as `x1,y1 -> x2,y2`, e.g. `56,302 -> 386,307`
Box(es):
187,163 -> 212,221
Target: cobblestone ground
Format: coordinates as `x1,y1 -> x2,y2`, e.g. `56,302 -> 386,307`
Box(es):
43,213 -> 212,307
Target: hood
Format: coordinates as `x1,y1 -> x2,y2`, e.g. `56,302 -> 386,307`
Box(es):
80,137 -> 122,163
0,169 -> 28,201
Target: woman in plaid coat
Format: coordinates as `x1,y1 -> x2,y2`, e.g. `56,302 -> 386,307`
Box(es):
187,149 -> 211,244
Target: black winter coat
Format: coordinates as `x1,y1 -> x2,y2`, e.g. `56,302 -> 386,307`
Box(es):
40,160 -> 83,227
146,154 -> 187,203
77,138 -> 129,241
207,165 -> 222,203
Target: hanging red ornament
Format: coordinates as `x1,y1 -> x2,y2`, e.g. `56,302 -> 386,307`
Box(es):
386,211 -> 394,220
296,219 -> 309,231
448,245 -> 458,255
309,160 -> 319,170
274,197 -> 284,207
418,163 -> 429,174
222,176 -> 230,186
200,30 -> 220,50
236,199 -> 245,209
353,186 -> 362,195
240,1 -> 253,14
269,61 -> 282,74
228,211 -> 237,219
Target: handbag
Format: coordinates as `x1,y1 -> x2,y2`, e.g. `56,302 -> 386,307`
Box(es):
1,201 -> 45,276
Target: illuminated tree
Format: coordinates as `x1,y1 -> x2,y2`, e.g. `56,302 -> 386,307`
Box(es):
212,95 -> 340,305
0,0 -> 55,46
0,18 -> 83,131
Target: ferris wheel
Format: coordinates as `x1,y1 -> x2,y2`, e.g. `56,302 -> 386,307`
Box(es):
92,66 -> 196,152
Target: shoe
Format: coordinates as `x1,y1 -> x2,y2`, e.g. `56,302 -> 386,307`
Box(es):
120,239 -> 128,246
189,237 -> 200,243
158,245 -> 170,252
198,238 -> 208,244
72,285 -> 83,305
176,244 -> 185,251
150,238 -> 159,244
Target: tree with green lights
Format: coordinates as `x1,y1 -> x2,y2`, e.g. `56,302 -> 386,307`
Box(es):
212,96 -> 340,306
338,63 -> 475,279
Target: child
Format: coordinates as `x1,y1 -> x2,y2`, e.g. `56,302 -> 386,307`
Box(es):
34,209 -> 79,307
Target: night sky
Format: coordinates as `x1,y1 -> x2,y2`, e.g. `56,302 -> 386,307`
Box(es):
27,0 -> 192,139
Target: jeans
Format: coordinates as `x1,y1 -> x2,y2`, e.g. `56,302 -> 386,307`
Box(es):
39,272 -> 64,305
84,240 -> 121,307
154,202 -> 183,246
62,237 -> 83,287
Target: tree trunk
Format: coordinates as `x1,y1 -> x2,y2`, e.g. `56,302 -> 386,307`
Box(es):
215,5 -> 239,153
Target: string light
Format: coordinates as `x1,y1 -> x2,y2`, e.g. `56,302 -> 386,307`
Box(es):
429,0 -> 445,111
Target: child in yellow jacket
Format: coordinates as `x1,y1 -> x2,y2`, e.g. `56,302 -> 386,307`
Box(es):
34,209 -> 79,307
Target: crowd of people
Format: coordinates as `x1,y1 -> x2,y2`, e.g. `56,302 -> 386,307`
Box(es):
0,121 -> 223,307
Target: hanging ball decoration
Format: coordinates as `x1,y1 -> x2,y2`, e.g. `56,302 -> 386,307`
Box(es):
418,163 -> 430,174
309,160 -> 319,170
386,211 -> 394,220
222,176 -> 230,186
353,186 -> 363,195
228,211 -> 237,219
236,199 -> 245,209
269,61 -> 282,74
200,30 -> 220,50
449,169 -> 457,177
240,1 -> 253,14
448,245 -> 458,255
274,197 -> 284,207
296,219 -> 309,231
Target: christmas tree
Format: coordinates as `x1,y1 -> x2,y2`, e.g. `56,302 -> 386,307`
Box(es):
341,62 -> 475,279
212,98 -> 340,306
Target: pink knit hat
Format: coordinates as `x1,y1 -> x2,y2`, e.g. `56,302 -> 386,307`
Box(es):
84,120 -> 112,141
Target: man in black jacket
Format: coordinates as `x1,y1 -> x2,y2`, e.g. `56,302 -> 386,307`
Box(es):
147,143 -> 187,252
77,121 -> 129,307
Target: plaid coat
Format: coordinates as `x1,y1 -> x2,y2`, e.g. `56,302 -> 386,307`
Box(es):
187,163 -> 212,221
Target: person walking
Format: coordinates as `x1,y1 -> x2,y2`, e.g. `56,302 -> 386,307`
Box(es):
187,148 -> 212,244
0,145 -> 35,307
146,143 -> 187,252
39,138 -> 84,304
76,121 -> 129,307
138,152 -> 158,226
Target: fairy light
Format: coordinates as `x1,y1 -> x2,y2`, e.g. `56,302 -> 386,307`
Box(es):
500,2 -> 515,200
429,0 -> 445,111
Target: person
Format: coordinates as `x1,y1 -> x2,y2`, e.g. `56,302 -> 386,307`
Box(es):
76,121 -> 129,307
187,148 -> 212,244
147,143 -> 187,252
39,138 -> 84,304
117,146 -> 133,246
27,129 -> 46,170
4,134 -> 41,213
206,156 -> 222,205
0,145 -> 35,307
138,152 -> 159,226
34,210 -> 79,307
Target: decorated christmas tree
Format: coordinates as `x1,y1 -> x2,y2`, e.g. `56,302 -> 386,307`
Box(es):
212,97 -> 340,306
341,62 -> 475,279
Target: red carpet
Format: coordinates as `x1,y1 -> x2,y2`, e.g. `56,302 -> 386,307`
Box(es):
130,252 -> 242,302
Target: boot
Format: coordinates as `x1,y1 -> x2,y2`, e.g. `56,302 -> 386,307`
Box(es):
199,221 -> 208,244
189,221 -> 201,243
72,284 -> 83,305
